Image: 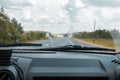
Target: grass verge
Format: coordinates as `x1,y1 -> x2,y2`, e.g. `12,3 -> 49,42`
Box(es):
75,38 -> 115,49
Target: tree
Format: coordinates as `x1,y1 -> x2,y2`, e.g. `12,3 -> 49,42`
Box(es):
0,8 -> 48,44
18,23 -> 23,34
10,18 -> 24,42
1,6 -> 4,13
73,29 -> 113,39
0,11 -> 12,43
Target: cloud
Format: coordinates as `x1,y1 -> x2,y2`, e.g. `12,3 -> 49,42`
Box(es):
106,13 -> 120,23
94,8 -> 120,23
81,0 -> 120,7
1,0 -> 120,33
0,0 -> 33,8
20,17 -> 33,23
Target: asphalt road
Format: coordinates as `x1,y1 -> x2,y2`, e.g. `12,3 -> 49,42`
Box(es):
33,37 -> 95,48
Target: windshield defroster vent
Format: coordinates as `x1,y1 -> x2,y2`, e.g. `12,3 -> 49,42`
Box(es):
33,76 -> 109,80
13,50 -> 56,54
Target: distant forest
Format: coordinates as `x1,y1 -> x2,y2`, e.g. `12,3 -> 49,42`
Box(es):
72,29 -> 120,39
0,7 -> 47,44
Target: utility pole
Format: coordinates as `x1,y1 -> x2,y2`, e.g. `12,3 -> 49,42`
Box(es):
93,19 -> 96,43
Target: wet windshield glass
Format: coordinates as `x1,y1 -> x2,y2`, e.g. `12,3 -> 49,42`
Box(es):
0,0 -> 120,52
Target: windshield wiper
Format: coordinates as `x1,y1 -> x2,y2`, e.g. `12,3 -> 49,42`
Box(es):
0,44 -> 115,53
0,43 -> 42,47
39,45 -> 115,52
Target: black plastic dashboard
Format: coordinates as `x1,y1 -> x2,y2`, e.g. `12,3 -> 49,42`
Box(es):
0,50 -> 120,80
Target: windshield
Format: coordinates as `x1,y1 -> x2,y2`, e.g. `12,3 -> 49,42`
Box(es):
0,0 -> 120,52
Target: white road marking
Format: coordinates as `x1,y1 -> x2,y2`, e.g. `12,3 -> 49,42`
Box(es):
67,38 -> 75,45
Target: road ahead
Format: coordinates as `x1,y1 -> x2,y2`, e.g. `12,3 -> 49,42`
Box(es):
33,37 -> 96,48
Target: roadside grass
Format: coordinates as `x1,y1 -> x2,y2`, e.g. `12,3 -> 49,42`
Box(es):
76,38 -> 115,49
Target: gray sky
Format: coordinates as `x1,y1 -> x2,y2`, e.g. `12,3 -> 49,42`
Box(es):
0,0 -> 120,34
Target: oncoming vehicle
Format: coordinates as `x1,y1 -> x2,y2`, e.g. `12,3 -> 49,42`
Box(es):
0,0 -> 120,80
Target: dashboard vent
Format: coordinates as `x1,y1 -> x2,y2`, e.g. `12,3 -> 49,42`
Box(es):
111,60 -> 120,65
13,50 -> 56,54
0,50 -> 12,66
0,70 -> 15,80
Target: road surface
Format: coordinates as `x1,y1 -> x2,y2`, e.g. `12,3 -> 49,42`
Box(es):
33,37 -> 97,48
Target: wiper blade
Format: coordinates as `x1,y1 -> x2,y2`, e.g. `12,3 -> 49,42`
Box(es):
39,45 -> 115,52
0,43 -> 42,47
5,44 -> 114,52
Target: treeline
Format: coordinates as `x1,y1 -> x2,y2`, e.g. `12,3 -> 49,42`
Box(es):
73,29 -> 120,39
0,7 -> 47,44
22,31 -> 47,42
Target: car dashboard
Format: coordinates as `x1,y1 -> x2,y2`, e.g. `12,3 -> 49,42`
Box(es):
0,50 -> 120,80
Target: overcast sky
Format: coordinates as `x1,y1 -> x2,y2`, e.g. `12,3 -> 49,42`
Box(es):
0,0 -> 120,34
